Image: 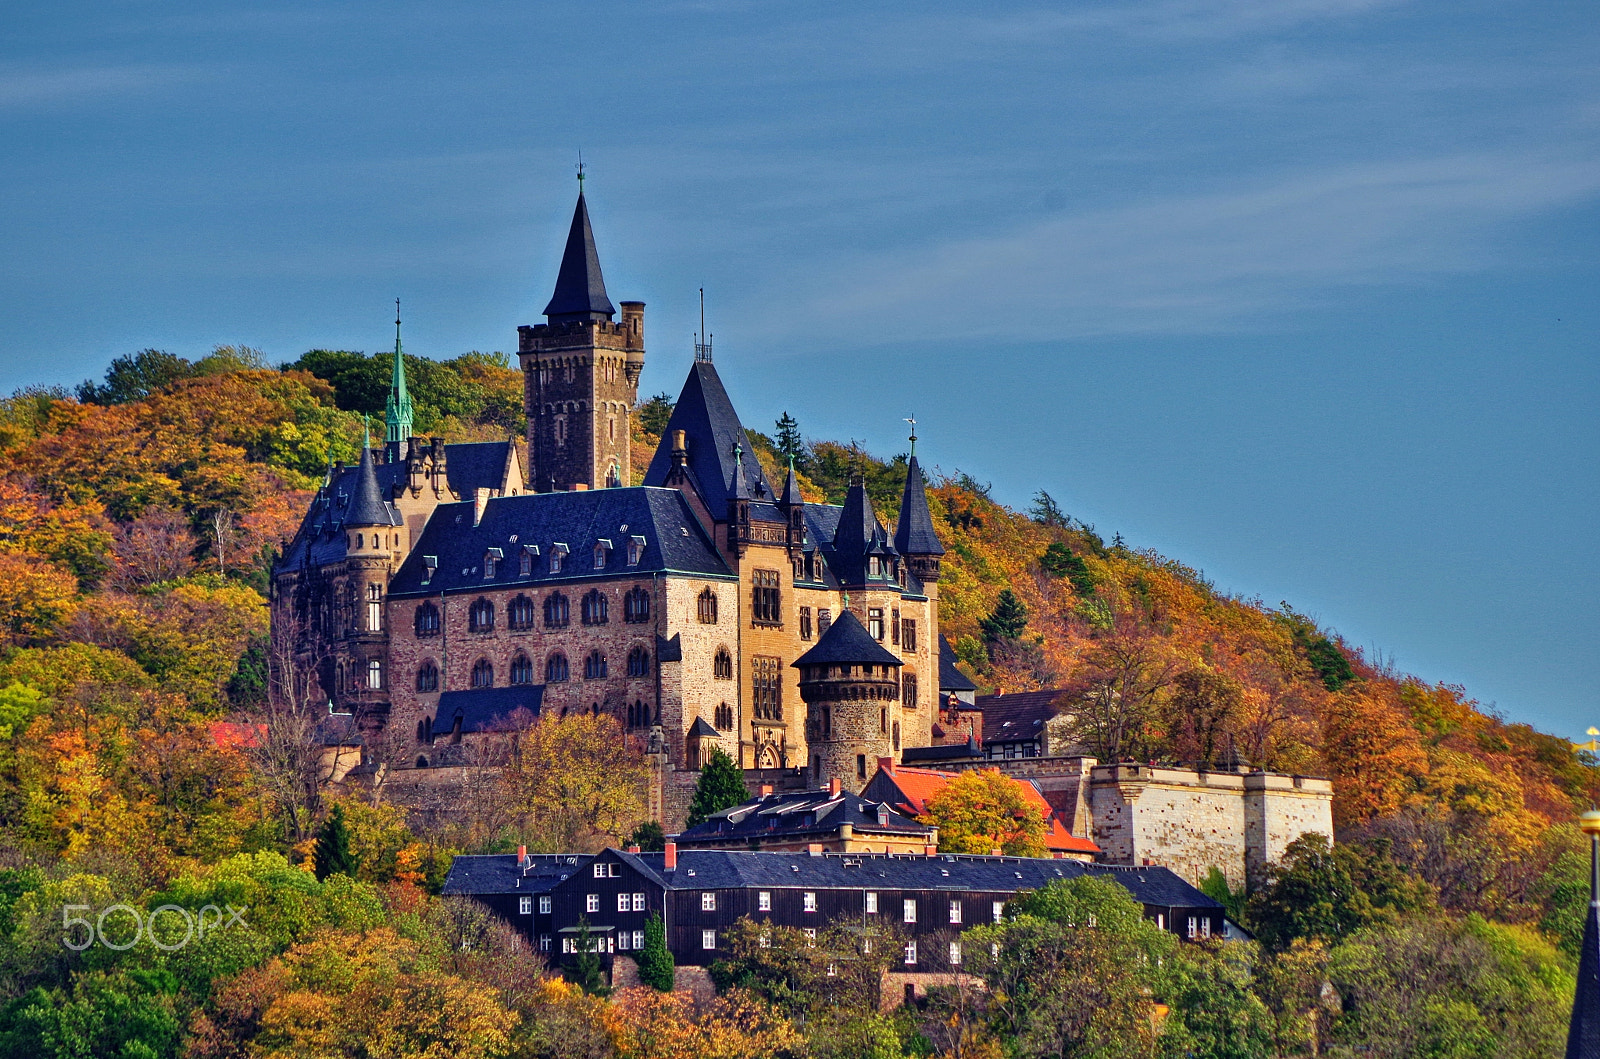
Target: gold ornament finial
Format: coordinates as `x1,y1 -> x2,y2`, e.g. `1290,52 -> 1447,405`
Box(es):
1581,809 -> 1600,837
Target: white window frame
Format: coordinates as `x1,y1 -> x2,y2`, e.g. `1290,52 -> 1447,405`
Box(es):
539,896 -> 551,915
865,891 -> 878,914
616,931 -> 629,951
518,896 -> 532,915
701,892 -> 716,912
366,658 -> 382,690
586,894 -> 599,913
992,900 -> 1005,923
903,898 -> 917,923
702,929 -> 716,950
757,891 -> 771,912
1187,916 -> 1198,939
618,893 -> 631,912
803,891 -> 817,912
632,893 -> 646,912
949,940 -> 962,965
633,930 -> 644,950
539,934 -> 551,952
804,928 -> 817,946
904,940 -> 917,965
949,899 -> 962,924
594,863 -> 607,878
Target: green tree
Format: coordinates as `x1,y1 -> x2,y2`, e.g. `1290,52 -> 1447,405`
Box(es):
1040,541 -> 1097,597
313,804 -> 358,880
774,412 -> 804,461
1245,834 -> 1433,950
685,746 -> 748,827
564,918 -> 609,995
77,349 -> 196,405
978,588 -> 1028,645
636,911 -> 675,991
637,393 -> 675,437
628,820 -> 667,852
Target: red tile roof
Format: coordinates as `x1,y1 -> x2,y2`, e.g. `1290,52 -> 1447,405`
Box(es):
868,764 -> 1099,855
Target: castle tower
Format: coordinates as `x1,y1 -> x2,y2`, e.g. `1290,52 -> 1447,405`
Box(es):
384,301 -> 414,464
517,188 -> 644,491
794,609 -> 904,792
342,436 -> 401,717
893,439 -> 944,587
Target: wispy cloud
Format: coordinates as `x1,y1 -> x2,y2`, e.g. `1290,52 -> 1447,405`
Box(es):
786,151 -> 1600,342
0,64 -> 206,110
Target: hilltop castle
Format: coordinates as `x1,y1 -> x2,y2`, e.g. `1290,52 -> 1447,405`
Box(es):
271,190 -> 1333,867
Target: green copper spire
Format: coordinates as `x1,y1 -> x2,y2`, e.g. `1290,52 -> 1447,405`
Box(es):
385,299 -> 414,448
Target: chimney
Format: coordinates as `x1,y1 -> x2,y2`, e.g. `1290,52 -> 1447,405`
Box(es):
663,841 -> 677,871
807,843 -> 824,857
627,845 -> 641,855
517,845 -> 528,868
878,756 -> 895,777
990,847 -> 1003,856
828,777 -> 841,797
759,784 -> 773,797
671,430 -> 688,467
472,487 -> 490,527
924,844 -> 937,857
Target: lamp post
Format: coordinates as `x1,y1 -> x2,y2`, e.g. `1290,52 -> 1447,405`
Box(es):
1566,809 -> 1600,1059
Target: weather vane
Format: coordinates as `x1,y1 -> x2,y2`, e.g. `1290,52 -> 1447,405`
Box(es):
576,151 -> 585,192
905,416 -> 917,456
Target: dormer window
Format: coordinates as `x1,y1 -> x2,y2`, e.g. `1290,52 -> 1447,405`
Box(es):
594,539 -> 612,570
422,555 -> 438,583
484,547 -> 503,579
550,543 -> 568,574
520,545 -> 539,577
628,535 -> 646,566
868,556 -> 883,578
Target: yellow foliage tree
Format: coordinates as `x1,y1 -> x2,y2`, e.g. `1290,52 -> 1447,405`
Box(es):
920,768 -> 1048,857
502,713 -> 650,853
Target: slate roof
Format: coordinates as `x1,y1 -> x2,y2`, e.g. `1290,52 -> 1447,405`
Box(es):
642,361 -> 774,512
893,454 -> 945,558
675,788 -> 933,847
444,440 -> 518,498
430,686 -> 545,739
441,853 -> 584,896
901,740 -> 980,764
828,479 -> 899,586
345,443 -> 399,527
1569,889 -> 1600,1059
977,689 -> 1071,745
939,635 -> 977,693
387,487 -> 733,597
542,192 -> 616,322
793,609 -> 904,669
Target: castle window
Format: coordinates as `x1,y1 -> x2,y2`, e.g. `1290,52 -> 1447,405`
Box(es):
893,721 -> 900,750
581,590 -> 609,625
752,655 -> 782,721
484,548 -> 502,579
751,569 -> 781,626
519,546 -> 537,577
868,608 -> 884,641
605,462 -> 620,488
416,719 -> 429,744
469,598 -> 495,632
367,659 -> 383,690
367,584 -> 383,632
817,608 -> 831,634
583,651 -> 608,680
508,595 -> 535,630
623,586 -> 650,623
799,606 -> 812,640
880,707 -> 887,733
903,674 -> 918,709
857,754 -> 866,779
697,588 -> 718,624
549,544 -> 567,574
868,556 -> 883,579
713,648 -> 733,680
891,608 -> 899,645
902,619 -> 917,653
471,659 -> 494,688
627,536 -> 645,565
510,654 -> 534,685
627,700 -> 649,727
627,646 -> 650,678
546,653 -> 569,683
416,661 -> 438,693
593,541 -> 611,569
544,592 -> 569,628
714,703 -> 733,730
553,414 -> 567,448
414,602 -> 440,637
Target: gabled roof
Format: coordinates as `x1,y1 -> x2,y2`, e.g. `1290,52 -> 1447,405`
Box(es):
386,486 -> 733,597
893,454 -> 944,558
687,716 -> 721,739
939,635 -> 977,693
641,361 -> 773,511
861,764 -> 1099,855
793,609 -> 904,669
542,192 -> 616,322
444,440 -> 519,497
675,787 -> 933,847
975,689 -> 1071,745
430,686 -> 544,738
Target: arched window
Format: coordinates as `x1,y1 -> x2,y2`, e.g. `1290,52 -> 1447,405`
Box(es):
715,703 -> 734,730
508,595 -> 535,630
469,598 -> 495,632
583,651 -> 607,680
510,654 -> 534,685
624,586 -> 650,623
471,658 -> 494,688
697,587 -> 718,624
545,653 -> 569,683
416,661 -> 439,693
713,648 -> 734,680
581,589 -> 608,625
414,602 -> 440,637
627,700 -> 649,728
544,592 -> 569,628
627,646 -> 650,678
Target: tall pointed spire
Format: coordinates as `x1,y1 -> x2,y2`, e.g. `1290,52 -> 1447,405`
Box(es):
1567,810 -> 1600,1059
543,187 -> 616,324
781,453 -> 804,508
345,435 -> 391,527
385,299 -> 414,454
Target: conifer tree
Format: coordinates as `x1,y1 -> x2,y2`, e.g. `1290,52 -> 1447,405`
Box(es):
565,918 -> 609,995
636,911 -> 675,991
312,803 -> 358,880
628,820 -> 666,852
685,747 -> 747,827
979,588 -> 1029,644
774,412 -> 804,462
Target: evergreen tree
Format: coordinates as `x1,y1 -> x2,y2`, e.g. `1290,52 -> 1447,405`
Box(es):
774,412 -> 804,462
564,918 -> 609,995
312,804 -> 358,880
636,911 -> 675,991
628,820 -> 666,852
979,588 -> 1028,644
1029,490 -> 1069,528
685,747 -> 748,827
637,393 -> 675,437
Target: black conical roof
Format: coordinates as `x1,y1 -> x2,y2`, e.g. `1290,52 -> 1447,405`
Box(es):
793,609 -> 904,669
894,454 -> 945,558
1569,892 -> 1600,1059
543,193 -> 616,322
641,361 -> 772,510
345,443 -> 391,526
828,477 -> 896,584
781,462 -> 804,507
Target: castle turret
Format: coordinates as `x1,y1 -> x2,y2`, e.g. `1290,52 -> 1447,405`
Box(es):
830,473 -> 898,587
781,456 -> 805,555
518,183 -> 643,492
894,443 -> 944,585
794,609 -> 904,792
384,301 -> 414,463
341,436 -> 398,715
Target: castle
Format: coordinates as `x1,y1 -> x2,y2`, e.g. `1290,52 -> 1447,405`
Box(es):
271,189 -> 1333,867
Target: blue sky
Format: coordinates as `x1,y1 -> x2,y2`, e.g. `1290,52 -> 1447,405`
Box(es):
2,1 -> 1596,736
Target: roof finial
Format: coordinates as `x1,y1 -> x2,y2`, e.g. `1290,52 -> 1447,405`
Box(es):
575,151 -> 585,194
361,414 -> 371,449
695,287 -> 713,362
905,416 -> 918,458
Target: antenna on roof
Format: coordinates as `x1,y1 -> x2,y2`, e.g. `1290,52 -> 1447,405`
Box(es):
695,287 -> 713,362
904,417 -> 917,458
